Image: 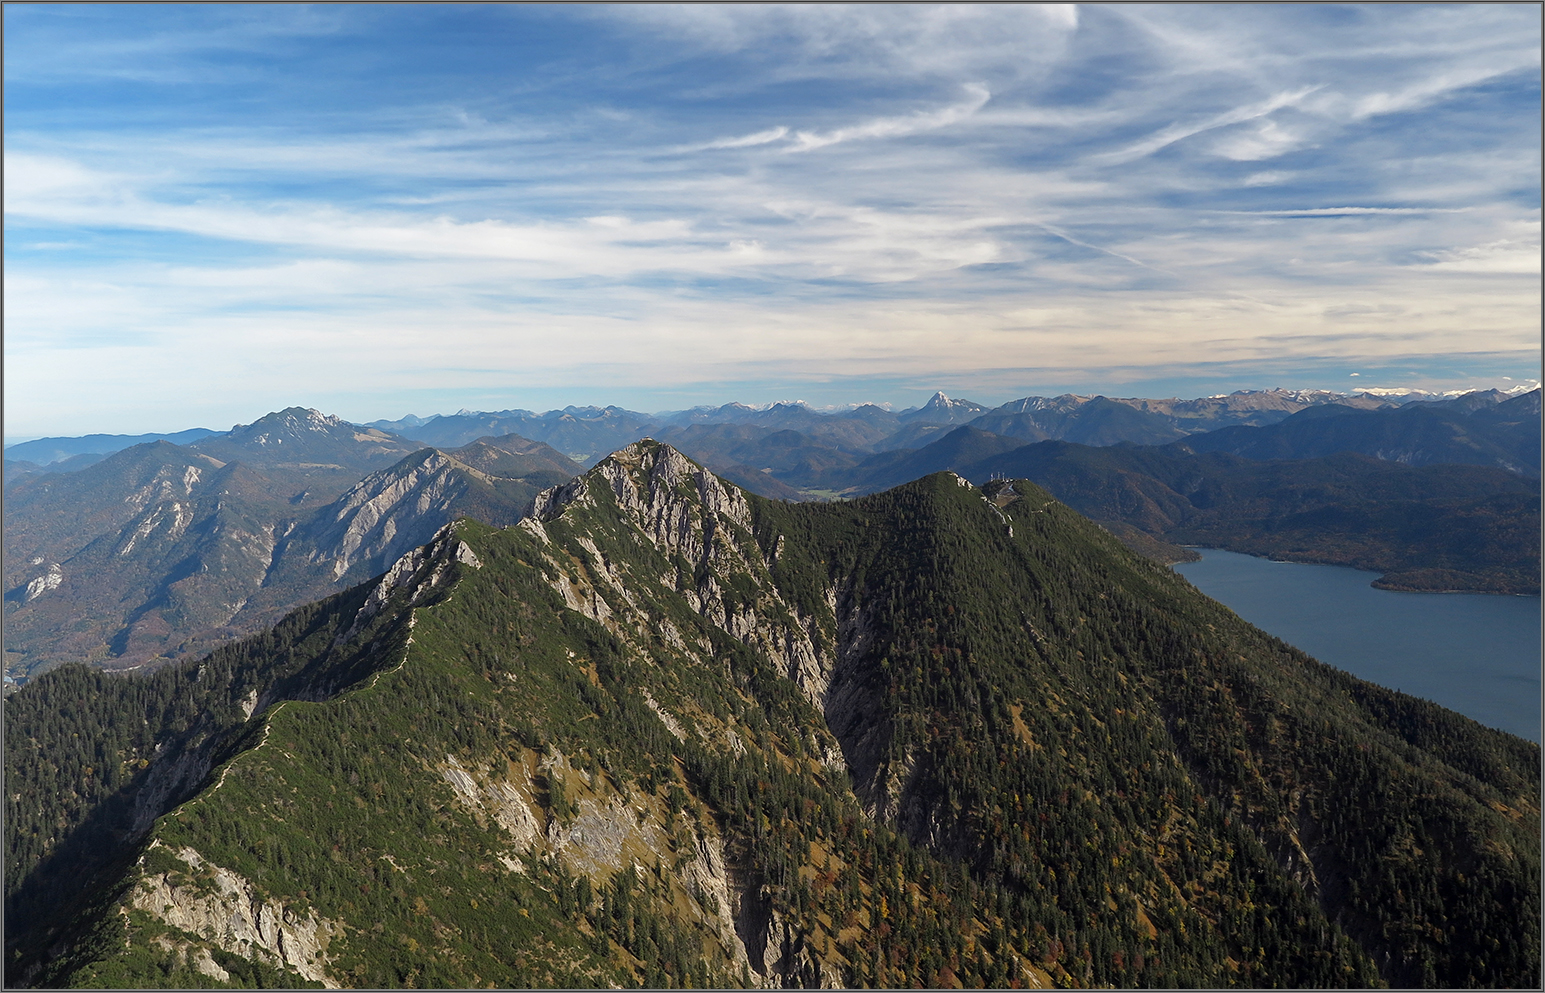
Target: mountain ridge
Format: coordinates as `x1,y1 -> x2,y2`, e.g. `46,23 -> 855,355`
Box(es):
7,443 -> 1538,988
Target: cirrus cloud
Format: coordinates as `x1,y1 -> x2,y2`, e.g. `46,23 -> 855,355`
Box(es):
3,3 -> 1538,435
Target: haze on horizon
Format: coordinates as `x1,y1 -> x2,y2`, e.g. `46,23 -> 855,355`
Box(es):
4,4 -> 1540,440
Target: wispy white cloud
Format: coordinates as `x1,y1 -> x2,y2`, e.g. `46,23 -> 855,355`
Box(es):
697,126 -> 789,150
1344,58 -> 1541,121
788,84 -> 991,152
1242,171 -> 1294,187
1417,220 -> 1541,275
1090,87 -> 1322,166
4,4 -> 1538,434
4,150 -> 1030,285
593,4 -> 1080,84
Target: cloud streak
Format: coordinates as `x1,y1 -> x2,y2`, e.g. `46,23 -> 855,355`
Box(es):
788,83 -> 991,152
4,4 -> 1538,435
699,126 -> 789,150
1090,86 -> 1323,166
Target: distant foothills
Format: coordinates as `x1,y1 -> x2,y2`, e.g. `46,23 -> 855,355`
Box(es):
5,386 -> 1540,682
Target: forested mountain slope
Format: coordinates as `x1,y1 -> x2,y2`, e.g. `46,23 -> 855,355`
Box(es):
814,428 -> 1538,593
8,444 -> 1537,989
965,442 -> 1542,594
1179,389 -> 1540,476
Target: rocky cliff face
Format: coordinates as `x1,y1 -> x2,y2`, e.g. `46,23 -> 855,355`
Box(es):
129,843 -> 342,987
296,450 -> 486,581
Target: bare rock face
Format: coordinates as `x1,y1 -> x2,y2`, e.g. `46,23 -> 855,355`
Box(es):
546,793 -> 670,880
529,442 -> 843,752
304,451 -> 478,580
336,522 -> 481,644
438,754 -> 543,855
526,476 -> 591,521
22,563 -> 63,603
129,843 -> 341,987
679,828 -> 756,978
753,904 -> 845,988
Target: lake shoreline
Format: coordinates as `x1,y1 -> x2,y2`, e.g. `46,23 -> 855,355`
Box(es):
1177,545 -> 1541,597
1175,548 -> 1540,743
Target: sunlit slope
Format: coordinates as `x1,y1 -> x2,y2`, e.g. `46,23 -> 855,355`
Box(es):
8,442 -> 1537,989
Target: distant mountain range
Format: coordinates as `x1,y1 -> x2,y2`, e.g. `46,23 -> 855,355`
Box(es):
2,428 -> 222,469
8,385 -> 1534,474
1176,388 -> 1540,476
360,388 -> 1426,466
5,388 -> 1538,681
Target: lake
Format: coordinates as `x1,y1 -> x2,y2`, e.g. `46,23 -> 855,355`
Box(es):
1173,549 -> 1541,743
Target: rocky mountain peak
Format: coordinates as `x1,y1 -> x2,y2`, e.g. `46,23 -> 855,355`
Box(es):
214,409 -> 363,454
227,407 -> 342,441
186,409 -> 421,478
529,440 -> 752,544
900,390 -> 989,425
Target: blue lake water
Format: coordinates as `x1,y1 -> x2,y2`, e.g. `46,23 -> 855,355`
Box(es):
1173,549 -> 1541,743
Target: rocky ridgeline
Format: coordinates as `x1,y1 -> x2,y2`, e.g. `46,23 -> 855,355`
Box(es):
303,450 -> 485,580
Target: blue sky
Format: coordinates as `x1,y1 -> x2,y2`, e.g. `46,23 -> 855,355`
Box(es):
5,3 -> 1540,438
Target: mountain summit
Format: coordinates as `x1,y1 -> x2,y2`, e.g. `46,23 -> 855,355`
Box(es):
8,442 -> 1536,988
899,391 -> 989,425
192,408 -> 420,474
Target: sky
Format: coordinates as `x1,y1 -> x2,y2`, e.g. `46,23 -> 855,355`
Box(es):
5,3 -> 1540,439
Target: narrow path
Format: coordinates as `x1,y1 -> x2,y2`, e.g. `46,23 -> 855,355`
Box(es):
363,613 -> 417,692
181,702 -> 286,814
180,610 -> 420,816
